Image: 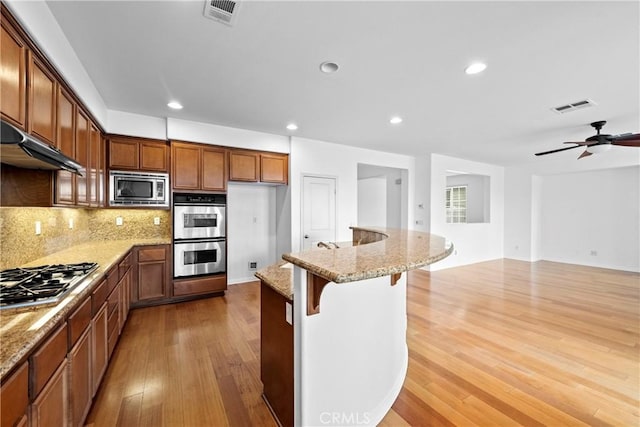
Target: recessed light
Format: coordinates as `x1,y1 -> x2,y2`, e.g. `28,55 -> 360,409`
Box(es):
286,123 -> 298,131
167,101 -> 183,110
465,62 -> 487,75
320,61 -> 339,73
390,116 -> 403,125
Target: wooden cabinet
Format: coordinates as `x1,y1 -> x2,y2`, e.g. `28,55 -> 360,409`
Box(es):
108,135 -> 169,172
30,361 -> 68,427
0,362 -> 29,427
260,153 -> 288,184
229,150 -> 259,182
0,18 -> 27,129
173,274 -> 227,297
171,141 -> 227,192
30,323 -> 68,398
75,110 -> 90,206
261,282 -> 294,427
68,328 -> 92,427
134,245 -> 169,304
89,123 -> 101,207
54,86 -> 76,206
228,149 -> 288,185
28,53 -> 57,146
91,302 -> 108,396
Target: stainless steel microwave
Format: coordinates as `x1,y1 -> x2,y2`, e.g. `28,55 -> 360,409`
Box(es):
109,171 -> 169,206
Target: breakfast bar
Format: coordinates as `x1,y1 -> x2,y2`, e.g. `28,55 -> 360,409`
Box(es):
256,227 -> 453,426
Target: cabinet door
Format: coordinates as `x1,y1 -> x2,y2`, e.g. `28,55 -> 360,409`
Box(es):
0,361 -> 29,427
202,147 -> 227,191
75,110 -> 89,206
28,53 -> 57,145
108,138 -> 138,170
172,142 -> 201,190
54,88 -> 76,205
89,123 -> 101,207
68,327 -> 92,427
137,262 -> 167,301
30,361 -> 68,427
229,150 -> 259,182
261,153 -> 288,184
0,20 -> 27,129
140,141 -> 168,171
91,302 -> 108,396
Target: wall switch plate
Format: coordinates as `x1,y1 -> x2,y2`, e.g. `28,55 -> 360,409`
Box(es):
153,217 -> 161,225
35,221 -> 42,235
116,216 -> 123,226
285,302 -> 293,325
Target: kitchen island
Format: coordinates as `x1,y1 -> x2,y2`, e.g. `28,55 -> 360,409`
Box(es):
256,227 -> 452,427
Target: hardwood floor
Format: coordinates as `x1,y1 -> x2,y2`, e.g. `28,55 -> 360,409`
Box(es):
86,260 -> 639,426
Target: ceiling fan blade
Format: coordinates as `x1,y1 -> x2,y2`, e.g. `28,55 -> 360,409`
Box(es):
612,140 -> 640,147
563,141 -> 590,146
611,132 -> 640,141
578,150 -> 592,159
535,145 -> 582,156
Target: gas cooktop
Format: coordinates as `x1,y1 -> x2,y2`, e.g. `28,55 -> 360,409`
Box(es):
0,262 -> 99,309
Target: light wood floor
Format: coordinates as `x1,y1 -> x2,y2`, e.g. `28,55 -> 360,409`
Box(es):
86,260 -> 640,426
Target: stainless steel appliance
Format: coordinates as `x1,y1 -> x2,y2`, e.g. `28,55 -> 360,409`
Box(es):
109,170 -> 169,207
173,193 -> 227,278
0,262 -> 99,309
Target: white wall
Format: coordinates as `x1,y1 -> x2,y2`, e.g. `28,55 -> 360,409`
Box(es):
446,174 -> 490,223
226,184 -> 277,284
290,137 -> 416,252
539,166 -> 639,272
107,110 -> 167,140
430,154 -> 505,271
413,155 -> 431,232
357,177 -> 387,227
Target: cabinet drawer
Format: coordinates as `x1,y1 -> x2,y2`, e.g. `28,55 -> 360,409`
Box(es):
30,323 -> 68,398
0,361 -> 28,427
106,266 -> 119,294
107,287 -> 119,318
173,275 -> 227,296
107,326 -> 118,358
107,308 -> 119,337
119,252 -> 132,277
91,278 -> 108,316
68,297 -> 91,349
138,247 -> 165,262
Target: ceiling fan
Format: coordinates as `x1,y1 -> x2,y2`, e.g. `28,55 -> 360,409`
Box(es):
535,121 -> 640,159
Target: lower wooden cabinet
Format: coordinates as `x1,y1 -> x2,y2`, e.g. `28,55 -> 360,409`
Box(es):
173,274 -> 227,297
91,302 -> 108,396
133,245 -> 170,305
68,328 -> 92,427
30,360 -> 68,427
0,361 -> 29,427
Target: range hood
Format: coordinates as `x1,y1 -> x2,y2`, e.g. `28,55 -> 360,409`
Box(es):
1,120 -> 84,176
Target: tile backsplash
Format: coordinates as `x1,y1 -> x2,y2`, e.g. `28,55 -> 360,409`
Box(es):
0,207 -> 170,269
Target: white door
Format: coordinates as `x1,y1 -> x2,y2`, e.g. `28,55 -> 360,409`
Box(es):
302,176 -> 336,250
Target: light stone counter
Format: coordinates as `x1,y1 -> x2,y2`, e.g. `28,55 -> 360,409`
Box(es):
0,238 -> 170,380
256,227 -> 453,300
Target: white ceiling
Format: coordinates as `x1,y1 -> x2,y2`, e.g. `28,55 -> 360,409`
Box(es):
45,1 -> 639,166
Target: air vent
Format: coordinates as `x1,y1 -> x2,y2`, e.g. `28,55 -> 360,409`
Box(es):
203,0 -> 240,26
551,99 -> 597,114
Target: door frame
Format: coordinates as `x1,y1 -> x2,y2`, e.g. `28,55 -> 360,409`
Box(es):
300,174 -> 338,250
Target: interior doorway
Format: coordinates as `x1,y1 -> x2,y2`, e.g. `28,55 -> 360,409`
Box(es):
357,164 -> 408,229
301,175 -> 336,250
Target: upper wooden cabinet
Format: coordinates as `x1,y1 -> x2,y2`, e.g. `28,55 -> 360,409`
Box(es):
28,53 -> 57,146
260,153 -> 288,184
108,135 -> 169,172
228,149 -> 288,185
171,140 -> 227,192
0,18 -> 28,129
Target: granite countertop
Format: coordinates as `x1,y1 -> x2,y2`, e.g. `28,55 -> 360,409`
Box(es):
0,238 -> 170,380
255,227 -> 453,300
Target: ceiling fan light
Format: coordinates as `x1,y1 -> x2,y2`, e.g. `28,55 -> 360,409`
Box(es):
587,144 -> 612,154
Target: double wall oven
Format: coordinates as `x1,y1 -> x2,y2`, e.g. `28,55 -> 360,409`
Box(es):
173,193 -> 226,279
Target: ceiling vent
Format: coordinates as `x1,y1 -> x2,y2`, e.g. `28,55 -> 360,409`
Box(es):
551,99 -> 597,114
203,0 -> 240,26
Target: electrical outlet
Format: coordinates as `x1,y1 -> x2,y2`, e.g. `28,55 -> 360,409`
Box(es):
590,250 -> 598,256
69,218 -> 74,229
249,261 -> 257,269
153,217 -> 161,225
415,220 -> 424,225
116,216 -> 123,226
35,221 -> 42,235
285,302 -> 293,325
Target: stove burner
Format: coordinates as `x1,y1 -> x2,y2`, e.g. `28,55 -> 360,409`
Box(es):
0,262 -> 99,309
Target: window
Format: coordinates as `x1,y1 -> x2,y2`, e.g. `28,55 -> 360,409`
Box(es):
446,185 -> 467,223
